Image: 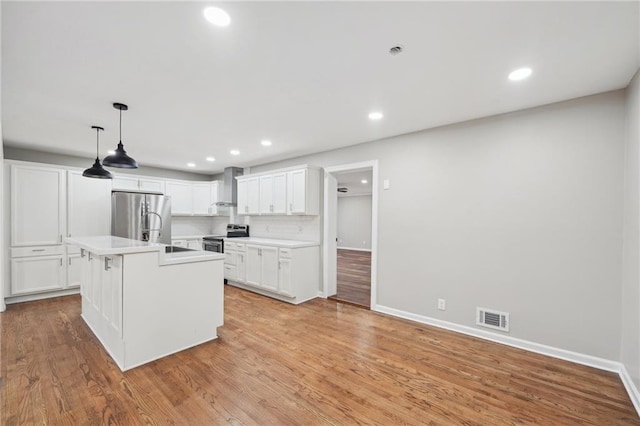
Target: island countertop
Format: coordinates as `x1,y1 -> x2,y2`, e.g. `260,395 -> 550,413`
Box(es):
65,235 -> 225,265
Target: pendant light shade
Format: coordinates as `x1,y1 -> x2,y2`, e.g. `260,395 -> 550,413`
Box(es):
103,102 -> 138,168
83,126 -> 113,179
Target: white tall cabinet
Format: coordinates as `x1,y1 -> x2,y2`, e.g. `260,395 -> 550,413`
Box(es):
8,165 -> 67,296
67,171 -> 111,239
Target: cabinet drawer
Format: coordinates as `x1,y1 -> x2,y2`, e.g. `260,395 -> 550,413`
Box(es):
225,251 -> 237,265
224,264 -> 237,281
225,241 -> 237,251
279,248 -> 292,259
11,245 -> 65,258
235,243 -> 245,252
172,239 -> 187,247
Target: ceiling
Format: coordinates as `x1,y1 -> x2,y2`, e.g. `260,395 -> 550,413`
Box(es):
335,170 -> 373,197
2,2 -> 639,175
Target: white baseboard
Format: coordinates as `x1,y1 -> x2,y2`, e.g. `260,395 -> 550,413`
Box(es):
373,303 -> 640,416
620,364 -> 640,415
337,247 -> 372,252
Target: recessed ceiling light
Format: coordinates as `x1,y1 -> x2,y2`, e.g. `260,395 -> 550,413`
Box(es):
368,112 -> 383,120
261,140 -> 272,147
187,162 -> 196,168
230,149 -> 240,156
107,150 -> 115,155
206,156 -> 215,162
508,67 -> 532,81
361,179 -> 368,184
203,7 -> 231,27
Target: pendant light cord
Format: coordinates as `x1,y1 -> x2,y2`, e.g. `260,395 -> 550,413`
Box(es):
119,108 -> 122,142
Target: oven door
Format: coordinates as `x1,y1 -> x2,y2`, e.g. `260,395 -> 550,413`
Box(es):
203,239 -> 224,253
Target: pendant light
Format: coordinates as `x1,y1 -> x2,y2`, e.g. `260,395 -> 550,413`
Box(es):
103,102 -> 138,168
83,126 -> 113,179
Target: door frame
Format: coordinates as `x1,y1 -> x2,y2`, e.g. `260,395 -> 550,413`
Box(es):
323,160 -> 379,309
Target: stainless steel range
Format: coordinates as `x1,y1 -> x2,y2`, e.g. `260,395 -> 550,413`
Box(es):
202,224 -> 249,253
203,224 -> 249,284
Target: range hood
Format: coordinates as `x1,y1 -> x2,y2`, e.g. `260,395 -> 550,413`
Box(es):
216,167 -> 243,206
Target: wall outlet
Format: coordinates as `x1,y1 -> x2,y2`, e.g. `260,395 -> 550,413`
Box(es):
437,299 -> 446,311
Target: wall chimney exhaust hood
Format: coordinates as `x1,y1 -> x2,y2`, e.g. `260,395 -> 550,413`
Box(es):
216,167 -> 243,206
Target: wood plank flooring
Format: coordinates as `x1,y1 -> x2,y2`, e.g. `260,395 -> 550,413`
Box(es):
1,286 -> 639,425
331,249 -> 371,308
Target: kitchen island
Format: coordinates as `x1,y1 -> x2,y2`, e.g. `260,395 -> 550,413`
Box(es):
65,236 -> 225,371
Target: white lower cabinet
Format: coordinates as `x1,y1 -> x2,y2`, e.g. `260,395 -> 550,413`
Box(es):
67,253 -> 82,289
11,253 -> 65,295
226,242 -> 319,304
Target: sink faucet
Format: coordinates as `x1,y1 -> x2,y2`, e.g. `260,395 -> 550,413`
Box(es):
141,211 -> 163,242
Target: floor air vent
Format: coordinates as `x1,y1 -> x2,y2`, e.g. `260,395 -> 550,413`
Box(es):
477,307 -> 509,332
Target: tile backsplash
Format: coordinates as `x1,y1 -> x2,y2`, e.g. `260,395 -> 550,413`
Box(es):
248,215 -> 320,242
171,216 -> 228,237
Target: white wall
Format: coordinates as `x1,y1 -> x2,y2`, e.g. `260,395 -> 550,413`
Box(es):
252,90 -> 626,361
337,195 -> 372,250
622,69 -> 640,389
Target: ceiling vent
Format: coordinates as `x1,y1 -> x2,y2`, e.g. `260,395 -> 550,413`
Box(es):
337,187 -> 348,193
477,307 -> 509,332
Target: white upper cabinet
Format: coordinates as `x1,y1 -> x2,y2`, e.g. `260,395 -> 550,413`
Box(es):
11,164 -> 66,246
237,177 -> 260,215
165,181 -> 193,215
238,166 -> 319,216
259,173 -> 287,214
112,176 -> 164,193
287,169 -> 306,214
192,181 -> 221,215
67,171 -> 111,238
111,176 -> 139,191
139,178 -> 164,193
192,183 -> 211,215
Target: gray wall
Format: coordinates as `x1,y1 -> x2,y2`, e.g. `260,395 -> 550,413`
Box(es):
337,195 -> 372,250
622,69 -> 640,387
253,90 -> 626,360
3,146 -> 213,181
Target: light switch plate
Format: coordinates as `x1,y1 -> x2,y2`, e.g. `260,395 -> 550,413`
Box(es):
383,179 -> 390,190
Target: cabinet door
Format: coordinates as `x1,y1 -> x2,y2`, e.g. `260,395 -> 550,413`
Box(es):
245,245 -> 262,286
260,246 -> 279,291
67,253 -> 82,289
67,171 -> 111,238
246,178 -> 260,215
209,182 -> 220,215
278,257 -> 293,296
192,183 -> 212,215
259,175 -> 273,214
287,169 -> 306,214
11,165 -> 65,246
236,248 -> 246,283
237,180 -> 248,215
11,255 -> 64,295
224,263 -> 237,281
139,178 -> 165,193
100,255 -> 123,337
272,173 -> 287,214
165,181 -> 193,215
112,176 -> 139,191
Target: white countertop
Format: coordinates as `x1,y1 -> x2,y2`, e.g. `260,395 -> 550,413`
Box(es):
224,237 -> 319,248
65,236 -> 225,265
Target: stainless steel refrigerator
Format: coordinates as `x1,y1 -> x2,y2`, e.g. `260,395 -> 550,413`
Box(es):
111,191 -> 171,244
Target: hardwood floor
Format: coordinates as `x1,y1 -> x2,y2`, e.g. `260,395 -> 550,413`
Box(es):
1,286 -> 638,425
331,249 -> 371,308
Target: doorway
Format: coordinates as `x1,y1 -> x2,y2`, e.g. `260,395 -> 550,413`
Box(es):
323,161 -> 378,309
